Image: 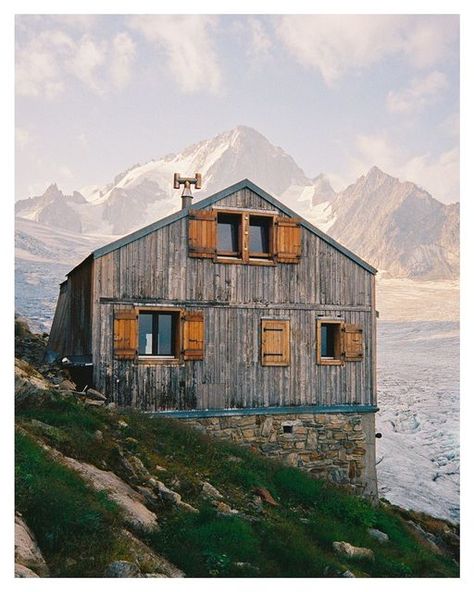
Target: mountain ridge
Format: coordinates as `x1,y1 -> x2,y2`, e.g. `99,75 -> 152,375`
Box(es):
15,125 -> 459,279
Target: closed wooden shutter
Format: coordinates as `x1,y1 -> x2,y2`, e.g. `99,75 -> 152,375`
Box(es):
261,319 -> 290,366
114,308 -> 138,360
183,311 -> 205,360
274,217 -> 302,263
188,210 -> 217,258
344,324 -> 364,361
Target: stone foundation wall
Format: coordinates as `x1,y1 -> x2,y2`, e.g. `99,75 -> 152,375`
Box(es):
182,412 -> 378,499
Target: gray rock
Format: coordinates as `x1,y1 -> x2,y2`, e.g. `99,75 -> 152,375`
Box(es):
367,528 -> 389,543
202,481 -> 224,500
58,379 -> 76,391
15,513 -> 49,577
341,570 -> 356,577
104,560 -> 140,578
15,563 -> 40,578
86,387 -> 107,401
333,541 -> 374,561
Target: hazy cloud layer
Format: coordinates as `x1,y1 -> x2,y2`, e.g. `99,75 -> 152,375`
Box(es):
129,15 -> 222,95
276,15 -> 458,85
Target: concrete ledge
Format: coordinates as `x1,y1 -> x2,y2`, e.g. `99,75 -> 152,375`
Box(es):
149,405 -> 378,420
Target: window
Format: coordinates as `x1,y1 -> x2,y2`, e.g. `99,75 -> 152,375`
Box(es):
188,208 -> 302,264
138,311 -> 179,357
316,320 -> 344,365
249,215 -> 272,258
217,213 -> 241,256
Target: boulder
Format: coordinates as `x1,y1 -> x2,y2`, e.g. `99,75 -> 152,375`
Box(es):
15,563 -> 40,578
53,453 -> 159,531
202,481 -> 224,500
213,501 -> 239,515
333,541 -> 374,561
104,560 -> 140,578
86,387 -> 107,401
58,379 -> 76,391
367,528 -> 389,543
150,479 -> 198,513
254,487 -> 278,507
15,513 -> 49,577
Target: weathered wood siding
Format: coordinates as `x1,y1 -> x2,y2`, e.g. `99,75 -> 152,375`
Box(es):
48,256 -> 94,356
91,188 -> 376,410
48,281 -> 70,355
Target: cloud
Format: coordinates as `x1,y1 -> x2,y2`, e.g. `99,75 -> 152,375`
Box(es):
16,26 -> 136,99
276,15 -> 458,86
246,17 -> 272,59
347,132 -> 459,203
16,127 -> 33,150
110,32 -> 136,89
387,71 -> 448,113
129,15 -> 221,94
69,35 -> 107,94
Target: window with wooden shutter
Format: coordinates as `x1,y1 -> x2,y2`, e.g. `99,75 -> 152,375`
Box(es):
188,210 -> 217,258
344,324 -> 364,361
261,319 -> 290,366
316,319 -> 344,365
274,217 -> 302,263
182,311 -> 205,360
114,308 -> 138,360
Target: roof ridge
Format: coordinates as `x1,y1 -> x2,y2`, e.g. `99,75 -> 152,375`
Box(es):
75,179 -> 376,275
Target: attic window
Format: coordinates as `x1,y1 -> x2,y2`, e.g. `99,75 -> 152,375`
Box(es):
249,215 -> 272,258
217,213 -> 241,257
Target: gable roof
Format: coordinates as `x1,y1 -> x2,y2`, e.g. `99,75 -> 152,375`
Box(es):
79,179 -> 376,275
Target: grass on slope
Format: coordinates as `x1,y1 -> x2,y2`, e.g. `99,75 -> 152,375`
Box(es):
16,392 -> 459,578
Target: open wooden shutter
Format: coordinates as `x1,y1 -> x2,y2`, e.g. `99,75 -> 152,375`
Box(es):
261,319 -> 290,366
274,217 -> 302,263
183,311 -> 204,360
188,210 -> 217,258
114,308 -> 138,360
344,324 -> 364,361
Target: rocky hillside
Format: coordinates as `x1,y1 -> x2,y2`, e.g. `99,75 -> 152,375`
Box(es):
15,320 -> 459,578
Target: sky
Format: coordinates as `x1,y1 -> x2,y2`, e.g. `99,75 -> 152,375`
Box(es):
15,14 -> 460,204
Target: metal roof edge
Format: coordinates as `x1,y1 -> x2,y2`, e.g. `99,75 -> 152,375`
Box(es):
73,178 -> 376,275
148,404 -> 379,419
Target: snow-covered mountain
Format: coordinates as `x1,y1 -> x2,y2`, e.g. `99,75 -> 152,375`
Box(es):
15,125 -> 459,279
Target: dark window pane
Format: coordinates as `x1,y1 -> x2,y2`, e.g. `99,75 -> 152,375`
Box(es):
217,213 -> 240,253
157,313 -> 173,355
321,324 -> 336,357
249,216 -> 271,254
139,313 -> 153,355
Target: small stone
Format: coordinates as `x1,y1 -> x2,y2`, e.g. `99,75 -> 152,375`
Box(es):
254,487 -> 278,507
58,379 -> 76,391
341,570 -> 356,577
202,481 -> 224,500
107,402 -> 117,410
118,420 -> 128,428
94,430 -> 103,442
367,528 -> 389,543
84,398 -> 105,406
155,464 -> 167,472
214,501 -> 239,515
104,560 -> 140,578
85,387 -> 107,401
333,541 -> 374,561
